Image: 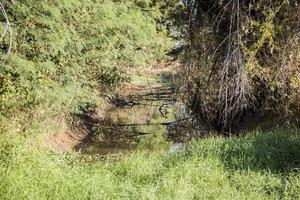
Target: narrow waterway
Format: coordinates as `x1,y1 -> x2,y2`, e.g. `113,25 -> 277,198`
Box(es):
75,67 -> 200,155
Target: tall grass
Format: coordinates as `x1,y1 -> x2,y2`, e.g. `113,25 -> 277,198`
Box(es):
1,128 -> 300,199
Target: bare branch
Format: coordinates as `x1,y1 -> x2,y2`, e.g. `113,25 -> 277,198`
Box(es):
0,2 -> 12,66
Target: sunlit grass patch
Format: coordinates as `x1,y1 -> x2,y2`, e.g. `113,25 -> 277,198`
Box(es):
1,128 -> 300,199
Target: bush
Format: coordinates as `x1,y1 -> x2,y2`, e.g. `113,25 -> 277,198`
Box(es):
0,0 -> 172,135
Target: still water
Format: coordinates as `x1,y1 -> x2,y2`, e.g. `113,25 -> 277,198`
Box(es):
75,70 -> 197,155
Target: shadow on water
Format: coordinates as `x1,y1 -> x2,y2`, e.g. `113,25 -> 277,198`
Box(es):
74,70 -> 208,155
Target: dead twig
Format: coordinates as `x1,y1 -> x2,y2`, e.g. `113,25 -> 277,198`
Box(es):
0,2 -> 13,65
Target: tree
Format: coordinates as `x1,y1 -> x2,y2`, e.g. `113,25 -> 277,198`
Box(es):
180,0 -> 300,132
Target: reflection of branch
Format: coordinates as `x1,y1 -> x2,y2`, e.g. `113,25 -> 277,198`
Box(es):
102,117 -> 194,127
96,126 -> 151,137
96,119 -> 212,138
130,84 -> 175,91
159,103 -> 167,118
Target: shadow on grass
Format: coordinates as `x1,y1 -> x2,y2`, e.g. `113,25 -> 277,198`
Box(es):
219,128 -> 300,173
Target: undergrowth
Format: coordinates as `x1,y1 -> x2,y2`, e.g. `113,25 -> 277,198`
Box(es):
0,0 -> 172,136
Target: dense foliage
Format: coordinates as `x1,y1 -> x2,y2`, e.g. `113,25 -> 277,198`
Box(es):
0,2 -> 300,199
0,0 -> 171,134
180,0 -> 300,131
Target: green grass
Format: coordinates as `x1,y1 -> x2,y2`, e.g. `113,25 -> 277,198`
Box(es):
1,128 -> 300,199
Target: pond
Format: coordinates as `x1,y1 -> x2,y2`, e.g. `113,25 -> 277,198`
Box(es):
75,68 -> 201,155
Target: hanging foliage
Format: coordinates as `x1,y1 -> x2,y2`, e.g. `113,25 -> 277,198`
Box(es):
180,0 -> 300,131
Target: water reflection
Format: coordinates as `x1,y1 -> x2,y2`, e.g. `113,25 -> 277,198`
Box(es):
75,75 -> 194,155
